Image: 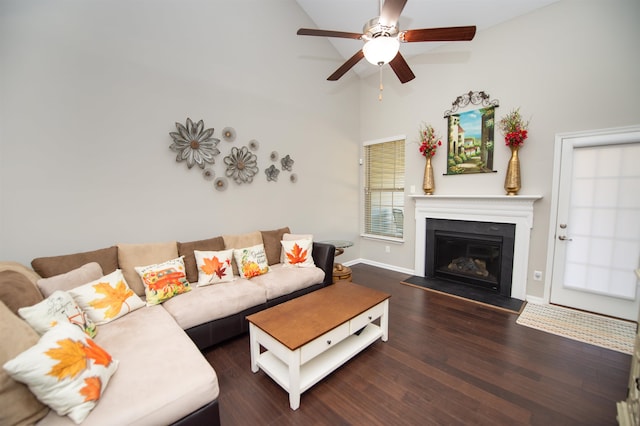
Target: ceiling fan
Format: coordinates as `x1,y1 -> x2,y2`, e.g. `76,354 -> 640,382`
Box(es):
297,0 -> 476,84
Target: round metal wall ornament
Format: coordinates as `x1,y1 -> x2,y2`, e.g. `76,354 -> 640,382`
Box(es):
248,139 -> 260,151
265,165 -> 280,182
214,177 -> 228,191
222,127 -> 236,142
281,154 -> 294,171
169,118 -> 220,169
290,173 -> 298,183
224,146 -> 259,184
270,151 -> 279,162
202,168 -> 215,181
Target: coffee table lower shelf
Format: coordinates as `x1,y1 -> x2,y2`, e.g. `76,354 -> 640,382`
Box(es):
253,323 -> 384,410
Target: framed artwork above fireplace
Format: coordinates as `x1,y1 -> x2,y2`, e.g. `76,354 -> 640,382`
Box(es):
443,90 -> 499,175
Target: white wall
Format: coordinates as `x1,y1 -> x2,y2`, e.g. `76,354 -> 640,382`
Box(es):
358,0 -> 640,297
0,0 -> 362,265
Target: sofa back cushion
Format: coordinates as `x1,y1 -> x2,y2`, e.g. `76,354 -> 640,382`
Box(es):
31,246 -> 118,278
0,263 -> 44,315
117,242 -> 179,296
36,262 -> 103,298
177,236 -> 225,283
260,227 -> 290,265
0,301 -> 50,425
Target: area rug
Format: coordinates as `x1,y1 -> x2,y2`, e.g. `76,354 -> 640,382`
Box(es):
516,303 -> 635,355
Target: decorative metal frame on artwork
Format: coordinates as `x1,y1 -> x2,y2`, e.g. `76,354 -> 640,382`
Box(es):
443,91 -> 500,175
443,90 -> 499,118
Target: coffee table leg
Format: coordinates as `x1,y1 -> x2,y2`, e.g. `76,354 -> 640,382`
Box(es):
288,350 -> 301,410
249,323 -> 259,373
381,299 -> 389,342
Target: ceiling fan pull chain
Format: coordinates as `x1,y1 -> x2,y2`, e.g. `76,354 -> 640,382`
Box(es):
378,67 -> 384,101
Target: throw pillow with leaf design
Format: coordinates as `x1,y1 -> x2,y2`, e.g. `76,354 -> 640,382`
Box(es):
233,244 -> 270,279
281,239 -> 316,268
69,269 -> 145,325
3,322 -> 118,424
134,257 -> 191,305
194,249 -> 235,286
19,290 -> 97,338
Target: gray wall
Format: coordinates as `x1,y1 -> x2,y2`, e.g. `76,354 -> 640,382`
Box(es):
0,0 -> 361,265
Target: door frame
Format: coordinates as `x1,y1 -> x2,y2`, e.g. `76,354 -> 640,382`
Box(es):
543,125 -> 640,303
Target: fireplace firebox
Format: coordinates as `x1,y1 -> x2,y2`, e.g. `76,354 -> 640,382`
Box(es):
426,218 -> 515,298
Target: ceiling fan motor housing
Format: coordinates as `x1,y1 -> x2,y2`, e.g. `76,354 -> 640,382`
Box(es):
363,17 -> 399,40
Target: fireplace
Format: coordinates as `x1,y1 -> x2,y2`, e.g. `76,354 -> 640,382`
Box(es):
411,195 -> 542,300
425,219 -> 515,298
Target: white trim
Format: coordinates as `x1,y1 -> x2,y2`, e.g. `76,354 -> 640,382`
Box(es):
346,258 -> 415,276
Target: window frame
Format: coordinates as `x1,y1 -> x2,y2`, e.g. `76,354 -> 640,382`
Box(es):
360,135 -> 406,242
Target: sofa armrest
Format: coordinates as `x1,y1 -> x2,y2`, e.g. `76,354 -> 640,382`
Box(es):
312,242 -> 335,285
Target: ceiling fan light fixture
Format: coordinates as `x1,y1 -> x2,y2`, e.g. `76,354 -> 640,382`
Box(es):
362,36 -> 399,66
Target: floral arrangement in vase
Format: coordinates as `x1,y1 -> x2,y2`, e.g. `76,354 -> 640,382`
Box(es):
498,108 -> 529,147
418,123 -> 442,157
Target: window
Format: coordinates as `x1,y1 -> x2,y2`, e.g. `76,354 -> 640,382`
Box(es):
363,137 -> 405,239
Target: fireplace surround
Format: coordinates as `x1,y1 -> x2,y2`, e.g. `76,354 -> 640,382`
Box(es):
410,195 -> 541,301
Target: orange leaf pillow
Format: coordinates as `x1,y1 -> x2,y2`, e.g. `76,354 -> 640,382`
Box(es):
281,239 -> 315,268
3,322 -> 118,424
69,269 -> 145,325
194,249 -> 235,286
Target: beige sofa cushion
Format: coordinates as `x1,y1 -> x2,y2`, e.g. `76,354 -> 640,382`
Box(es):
250,263 -> 325,300
36,262 -> 103,298
116,242 -> 178,297
177,236 -> 225,283
37,305 -> 219,426
162,279 -> 267,330
260,227 -> 290,265
31,246 -> 118,278
0,301 -> 50,426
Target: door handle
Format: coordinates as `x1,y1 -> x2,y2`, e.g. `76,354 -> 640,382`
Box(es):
558,235 -> 573,241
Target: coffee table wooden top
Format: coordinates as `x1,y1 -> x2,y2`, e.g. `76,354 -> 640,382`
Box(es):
246,281 -> 390,351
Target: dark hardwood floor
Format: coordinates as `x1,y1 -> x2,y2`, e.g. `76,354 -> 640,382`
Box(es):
204,263 -> 631,425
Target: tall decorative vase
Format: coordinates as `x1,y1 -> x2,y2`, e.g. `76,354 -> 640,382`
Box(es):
504,145 -> 521,195
423,156 -> 435,195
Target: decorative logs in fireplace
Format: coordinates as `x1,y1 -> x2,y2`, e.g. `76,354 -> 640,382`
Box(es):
425,218 -> 515,298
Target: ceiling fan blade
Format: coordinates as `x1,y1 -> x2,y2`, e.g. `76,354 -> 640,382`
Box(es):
297,28 -> 363,40
389,52 -> 415,84
379,0 -> 408,27
327,50 -> 365,81
401,26 -> 477,43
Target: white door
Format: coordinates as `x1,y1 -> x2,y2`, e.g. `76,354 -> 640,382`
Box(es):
549,127 -> 640,321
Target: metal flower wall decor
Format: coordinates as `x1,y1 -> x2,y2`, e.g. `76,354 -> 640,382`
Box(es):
169,118 -> 220,169
168,118 -> 298,190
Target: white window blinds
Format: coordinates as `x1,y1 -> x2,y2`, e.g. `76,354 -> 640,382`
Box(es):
364,138 -> 405,239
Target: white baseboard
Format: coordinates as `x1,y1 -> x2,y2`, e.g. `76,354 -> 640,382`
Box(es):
525,295 -> 546,305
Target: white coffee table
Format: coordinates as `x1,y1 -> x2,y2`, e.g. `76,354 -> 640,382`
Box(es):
246,282 -> 390,410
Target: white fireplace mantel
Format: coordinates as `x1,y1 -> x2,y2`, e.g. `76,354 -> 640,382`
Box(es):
410,195 -> 542,300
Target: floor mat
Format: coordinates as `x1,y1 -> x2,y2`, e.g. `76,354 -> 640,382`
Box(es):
516,303 -> 635,354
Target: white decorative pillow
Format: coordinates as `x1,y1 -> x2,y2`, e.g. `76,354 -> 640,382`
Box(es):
69,270 -> 145,325
2,323 -> 119,424
134,257 -> 192,305
233,244 -> 270,279
281,239 -> 316,268
280,233 -> 313,263
194,249 -> 235,286
19,291 -> 97,338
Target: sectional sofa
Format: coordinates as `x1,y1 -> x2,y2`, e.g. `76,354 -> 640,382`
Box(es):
0,227 -> 334,426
